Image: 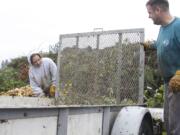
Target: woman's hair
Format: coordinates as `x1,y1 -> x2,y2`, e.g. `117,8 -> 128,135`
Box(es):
30,53 -> 42,64
146,0 -> 169,11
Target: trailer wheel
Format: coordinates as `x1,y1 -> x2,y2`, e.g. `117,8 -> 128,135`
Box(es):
139,118 -> 153,135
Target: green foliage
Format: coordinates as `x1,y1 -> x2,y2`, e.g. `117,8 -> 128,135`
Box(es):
7,56 -> 28,69
144,85 -> 164,107
0,67 -> 27,92
0,57 -> 28,92
144,49 -> 163,91
144,48 -> 164,107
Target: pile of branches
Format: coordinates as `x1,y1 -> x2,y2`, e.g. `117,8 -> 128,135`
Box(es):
0,85 -> 33,96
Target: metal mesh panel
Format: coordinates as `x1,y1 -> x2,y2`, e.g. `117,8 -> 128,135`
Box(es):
58,29 -> 144,105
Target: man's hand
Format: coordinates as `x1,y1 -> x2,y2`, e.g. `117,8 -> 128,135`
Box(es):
49,85 -> 56,97
140,41 -> 152,49
169,70 -> 180,93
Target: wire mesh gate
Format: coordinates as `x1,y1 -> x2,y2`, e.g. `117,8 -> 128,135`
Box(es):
57,28 -> 144,105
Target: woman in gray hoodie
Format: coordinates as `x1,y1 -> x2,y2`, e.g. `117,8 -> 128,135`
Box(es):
28,53 -> 57,97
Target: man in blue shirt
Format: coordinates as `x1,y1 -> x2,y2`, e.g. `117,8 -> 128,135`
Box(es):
146,0 -> 180,134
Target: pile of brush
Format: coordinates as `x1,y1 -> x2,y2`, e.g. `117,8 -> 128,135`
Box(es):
0,85 -> 33,96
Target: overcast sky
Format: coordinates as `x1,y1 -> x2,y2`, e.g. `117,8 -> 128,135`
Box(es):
0,0 -> 179,64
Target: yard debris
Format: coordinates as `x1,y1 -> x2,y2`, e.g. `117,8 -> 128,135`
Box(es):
0,85 -> 33,96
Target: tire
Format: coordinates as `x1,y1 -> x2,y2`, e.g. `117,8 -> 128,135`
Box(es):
139,118 -> 153,135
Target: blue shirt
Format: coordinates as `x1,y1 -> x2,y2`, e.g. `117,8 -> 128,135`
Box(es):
154,17 -> 180,82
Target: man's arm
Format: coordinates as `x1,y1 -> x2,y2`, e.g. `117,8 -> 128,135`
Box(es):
29,71 -> 44,96
174,21 -> 180,47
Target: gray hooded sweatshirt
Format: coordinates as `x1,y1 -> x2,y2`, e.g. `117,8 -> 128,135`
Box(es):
28,57 -> 57,96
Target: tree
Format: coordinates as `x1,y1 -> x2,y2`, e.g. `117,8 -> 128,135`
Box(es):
1,59 -> 9,69
0,67 -> 27,92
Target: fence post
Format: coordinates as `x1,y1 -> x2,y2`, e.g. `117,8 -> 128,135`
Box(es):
116,33 -> 123,104
138,31 -> 145,104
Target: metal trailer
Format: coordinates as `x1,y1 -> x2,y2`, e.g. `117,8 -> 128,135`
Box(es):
0,96 -> 163,135
0,29 -> 163,135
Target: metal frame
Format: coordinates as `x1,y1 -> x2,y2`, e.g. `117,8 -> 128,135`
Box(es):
57,28 -> 145,104
59,28 -> 144,38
